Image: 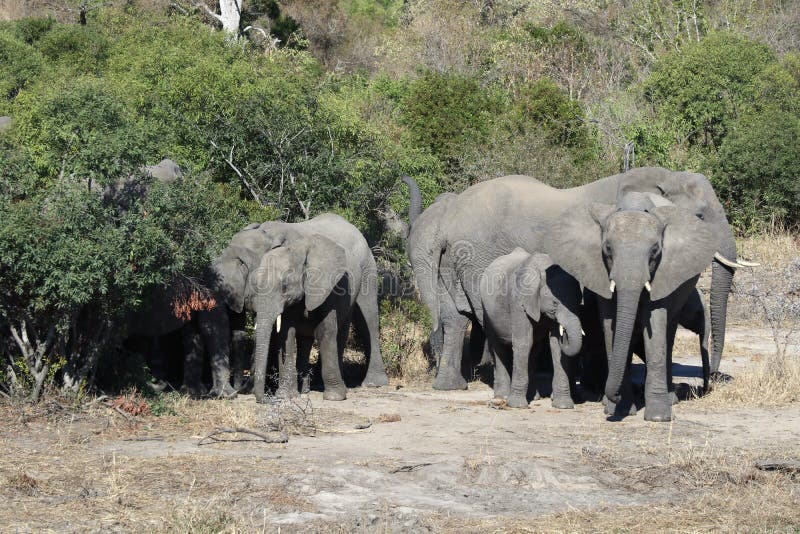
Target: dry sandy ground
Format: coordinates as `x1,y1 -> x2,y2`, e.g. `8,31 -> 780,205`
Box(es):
0,327 -> 798,533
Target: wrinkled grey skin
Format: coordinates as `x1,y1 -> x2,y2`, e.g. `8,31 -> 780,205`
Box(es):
420,168 -> 739,393
546,203 -> 717,421
480,249 -> 583,409
252,235 -> 355,401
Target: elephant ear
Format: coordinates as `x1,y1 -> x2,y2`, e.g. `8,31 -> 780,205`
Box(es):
545,203 -> 617,299
649,206 -> 717,301
302,235 -> 348,311
513,261 -> 542,322
209,256 -> 247,313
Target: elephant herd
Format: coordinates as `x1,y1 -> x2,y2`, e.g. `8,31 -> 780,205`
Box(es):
403,167 -> 755,422
134,165 -> 755,423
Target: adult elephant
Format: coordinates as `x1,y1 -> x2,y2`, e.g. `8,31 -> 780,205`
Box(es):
546,203 -> 717,420
402,176 -> 488,368
426,168 -> 750,392
245,213 -> 389,401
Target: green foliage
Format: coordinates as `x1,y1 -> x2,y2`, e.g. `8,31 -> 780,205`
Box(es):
401,71 -> 502,167
644,32 -> 775,147
36,24 -> 109,73
0,32 -> 43,99
715,109 -> 800,230
13,16 -> 55,44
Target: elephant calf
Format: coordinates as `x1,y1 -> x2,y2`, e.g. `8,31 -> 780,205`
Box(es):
480,249 -> 583,409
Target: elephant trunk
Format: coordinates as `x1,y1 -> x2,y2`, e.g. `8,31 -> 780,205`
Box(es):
556,307 -> 583,357
709,220 -> 737,375
605,288 -> 640,403
402,175 -> 422,228
253,302 -> 282,402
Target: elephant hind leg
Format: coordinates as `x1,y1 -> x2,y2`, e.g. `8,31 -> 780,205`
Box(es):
353,295 -> 388,387
433,312 -> 470,391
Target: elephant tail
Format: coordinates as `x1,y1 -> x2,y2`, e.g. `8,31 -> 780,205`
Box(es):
402,175 -> 422,228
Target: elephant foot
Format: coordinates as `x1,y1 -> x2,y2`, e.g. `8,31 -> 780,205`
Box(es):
180,382 -> 208,398
551,395 -> 575,410
362,370 -> 389,388
209,384 -> 237,399
506,394 -> 530,409
432,366 -> 468,391
644,403 -> 672,422
323,388 -> 347,401
603,396 -> 638,417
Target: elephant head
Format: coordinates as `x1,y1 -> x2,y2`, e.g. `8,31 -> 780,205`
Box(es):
514,252 -> 583,356
546,203 -> 717,403
617,167 -> 758,374
209,224 -> 278,313
250,234 -> 348,401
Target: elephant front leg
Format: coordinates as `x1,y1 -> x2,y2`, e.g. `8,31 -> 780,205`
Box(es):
198,308 -> 236,399
549,330 -> 574,409
507,324 -> 534,409
643,306 -> 671,422
318,311 -> 347,401
277,324 -> 299,398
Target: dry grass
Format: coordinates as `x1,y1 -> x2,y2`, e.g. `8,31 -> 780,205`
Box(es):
702,351 -> 800,408
737,231 -> 800,268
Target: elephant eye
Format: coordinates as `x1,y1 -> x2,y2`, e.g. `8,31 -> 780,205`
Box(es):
696,212 -> 705,220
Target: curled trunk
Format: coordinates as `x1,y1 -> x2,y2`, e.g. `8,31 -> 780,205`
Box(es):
556,308 -> 583,357
605,289 -> 640,403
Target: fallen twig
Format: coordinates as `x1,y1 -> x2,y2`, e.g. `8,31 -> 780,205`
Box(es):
198,427 -> 288,446
123,436 -> 166,442
756,459 -> 800,473
390,463 -> 433,474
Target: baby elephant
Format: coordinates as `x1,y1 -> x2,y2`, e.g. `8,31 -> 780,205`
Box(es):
480,249 -> 584,409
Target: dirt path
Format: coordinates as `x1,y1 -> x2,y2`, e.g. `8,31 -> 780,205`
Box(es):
1,327 -> 798,532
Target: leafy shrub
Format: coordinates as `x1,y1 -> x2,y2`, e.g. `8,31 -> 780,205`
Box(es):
36,24 -> 109,73
714,109 -> 800,230
13,16 -> 54,44
401,71 -> 502,167
0,32 -> 43,99
643,32 -> 775,147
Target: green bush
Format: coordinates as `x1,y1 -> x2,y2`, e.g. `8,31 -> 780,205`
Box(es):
0,32 -> 44,99
714,109 -> 800,230
401,71 -> 502,167
13,16 -> 54,44
36,24 -> 109,73
643,32 -> 775,148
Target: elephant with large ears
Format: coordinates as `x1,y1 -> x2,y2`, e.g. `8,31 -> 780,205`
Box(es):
546,203 -> 717,421
480,249 -> 583,409
416,168 -> 752,392
241,213 -> 388,400
251,234 -> 354,401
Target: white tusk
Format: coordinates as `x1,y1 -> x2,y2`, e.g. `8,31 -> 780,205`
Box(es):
559,324 -> 564,337
581,328 -> 586,336
254,323 -> 258,330
609,280 -> 616,293
275,314 -> 281,333
713,252 -> 759,269
644,280 -> 652,292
